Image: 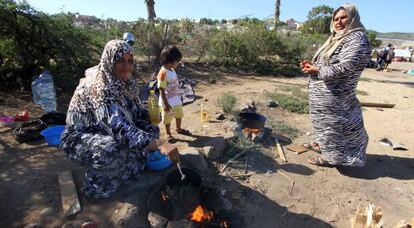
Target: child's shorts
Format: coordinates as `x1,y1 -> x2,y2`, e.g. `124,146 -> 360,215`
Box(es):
161,105 -> 184,125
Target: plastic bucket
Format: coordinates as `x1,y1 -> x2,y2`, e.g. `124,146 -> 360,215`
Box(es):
40,125 -> 65,146
146,151 -> 172,170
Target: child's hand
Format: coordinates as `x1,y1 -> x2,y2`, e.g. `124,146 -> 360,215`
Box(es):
164,104 -> 172,112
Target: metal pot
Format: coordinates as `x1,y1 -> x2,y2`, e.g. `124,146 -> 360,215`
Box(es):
166,167 -> 201,188
238,112 -> 267,129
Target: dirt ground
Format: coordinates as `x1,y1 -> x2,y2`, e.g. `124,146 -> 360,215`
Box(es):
0,61 -> 413,227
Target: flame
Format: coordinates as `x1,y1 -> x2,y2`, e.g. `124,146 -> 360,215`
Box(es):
160,191 -> 168,202
189,205 -> 213,222
222,221 -> 228,228
243,128 -> 260,134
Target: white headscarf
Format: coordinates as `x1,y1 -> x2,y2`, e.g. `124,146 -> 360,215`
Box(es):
312,4 -> 366,63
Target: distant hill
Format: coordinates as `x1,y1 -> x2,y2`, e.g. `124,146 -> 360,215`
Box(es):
377,32 -> 414,41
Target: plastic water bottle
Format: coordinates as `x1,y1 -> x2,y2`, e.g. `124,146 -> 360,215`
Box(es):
148,90 -> 160,124
31,71 -> 57,113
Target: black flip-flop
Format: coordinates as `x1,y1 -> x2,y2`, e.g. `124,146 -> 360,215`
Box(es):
176,129 -> 192,136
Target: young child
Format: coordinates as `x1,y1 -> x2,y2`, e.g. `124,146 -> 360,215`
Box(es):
157,45 -> 191,141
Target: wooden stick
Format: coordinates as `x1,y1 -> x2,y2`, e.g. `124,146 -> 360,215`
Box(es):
360,102 -> 395,108
231,171 -> 258,178
274,137 -> 287,162
255,183 -> 265,194
277,170 -> 294,182
244,154 -> 249,174
220,150 -> 248,173
277,170 -> 295,196
58,171 -> 81,217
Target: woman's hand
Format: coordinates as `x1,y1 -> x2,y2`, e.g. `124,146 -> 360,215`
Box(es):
299,60 -> 311,69
145,139 -> 159,151
300,60 -> 320,75
159,143 -> 180,163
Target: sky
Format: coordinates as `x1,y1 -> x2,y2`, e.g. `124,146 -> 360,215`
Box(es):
25,0 -> 413,33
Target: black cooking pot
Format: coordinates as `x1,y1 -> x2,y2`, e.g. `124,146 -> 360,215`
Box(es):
166,167 -> 201,188
238,112 -> 267,129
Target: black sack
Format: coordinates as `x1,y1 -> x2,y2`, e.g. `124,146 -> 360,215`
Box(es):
13,119 -> 48,143
40,112 -> 67,125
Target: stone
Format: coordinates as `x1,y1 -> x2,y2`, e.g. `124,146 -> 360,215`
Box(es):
167,219 -> 197,228
24,224 -> 42,228
180,148 -> 208,175
39,207 -> 57,224
61,220 -> 87,228
216,113 -> 225,120
267,100 -> 279,108
111,203 -> 150,228
201,137 -> 226,160
148,212 -> 168,228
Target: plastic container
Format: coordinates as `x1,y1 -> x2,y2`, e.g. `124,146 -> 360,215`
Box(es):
148,90 -> 160,124
32,71 -> 57,113
0,116 -> 14,123
40,125 -> 65,146
200,103 -> 209,122
146,151 -> 171,170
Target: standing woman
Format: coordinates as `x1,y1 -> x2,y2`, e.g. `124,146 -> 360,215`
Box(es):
300,4 -> 371,167
61,40 -> 179,199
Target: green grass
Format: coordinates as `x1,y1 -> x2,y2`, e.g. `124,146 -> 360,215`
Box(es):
217,93 -> 237,114
224,135 -> 263,158
356,90 -> 368,96
265,85 -> 309,113
359,77 -> 371,82
207,73 -> 217,84
269,120 -> 300,139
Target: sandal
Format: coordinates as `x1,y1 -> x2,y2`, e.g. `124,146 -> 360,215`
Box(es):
303,142 -> 321,154
166,134 -> 176,143
176,129 -> 192,136
308,156 -> 333,167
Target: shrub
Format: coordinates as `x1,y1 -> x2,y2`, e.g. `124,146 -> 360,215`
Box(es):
269,120 -> 300,139
218,93 -> 237,114
265,86 -> 309,113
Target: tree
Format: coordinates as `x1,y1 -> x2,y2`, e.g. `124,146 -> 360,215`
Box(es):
367,30 -> 382,48
144,0 -> 156,22
301,5 -> 334,34
274,0 -> 281,27
0,0 -> 98,89
307,5 -> 333,19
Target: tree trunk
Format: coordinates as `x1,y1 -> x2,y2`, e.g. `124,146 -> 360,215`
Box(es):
144,0 -> 157,67
274,0 -> 281,28
145,0 -> 156,22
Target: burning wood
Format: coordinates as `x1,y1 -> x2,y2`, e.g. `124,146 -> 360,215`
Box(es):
189,205 -> 213,223
222,220 -> 229,228
243,127 -> 260,134
160,191 -> 169,202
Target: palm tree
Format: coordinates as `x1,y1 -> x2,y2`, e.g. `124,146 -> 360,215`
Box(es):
145,0 -> 156,22
274,0 -> 281,27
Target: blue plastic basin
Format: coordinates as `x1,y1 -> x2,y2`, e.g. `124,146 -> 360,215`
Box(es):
41,125 -> 65,146
146,151 -> 171,170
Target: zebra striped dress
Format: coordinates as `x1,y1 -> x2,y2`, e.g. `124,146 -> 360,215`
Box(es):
309,31 -> 371,166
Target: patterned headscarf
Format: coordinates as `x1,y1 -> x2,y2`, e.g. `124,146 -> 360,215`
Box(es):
67,40 -> 139,126
312,4 -> 366,63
